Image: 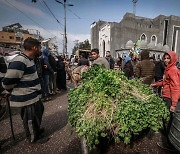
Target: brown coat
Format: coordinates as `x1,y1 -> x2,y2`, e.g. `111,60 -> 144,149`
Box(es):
134,50 -> 155,85
134,60 -> 155,85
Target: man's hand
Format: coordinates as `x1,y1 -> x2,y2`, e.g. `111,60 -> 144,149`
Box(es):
1,90 -> 9,98
150,83 -> 156,88
170,106 -> 176,112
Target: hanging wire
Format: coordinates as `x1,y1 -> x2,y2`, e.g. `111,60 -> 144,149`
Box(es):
67,7 -> 81,19
5,0 -> 58,38
41,0 -> 64,28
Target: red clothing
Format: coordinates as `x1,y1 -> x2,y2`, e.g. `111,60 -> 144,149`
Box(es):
155,51 -> 180,107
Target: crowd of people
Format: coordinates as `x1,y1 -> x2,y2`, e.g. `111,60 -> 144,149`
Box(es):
0,37 -> 180,152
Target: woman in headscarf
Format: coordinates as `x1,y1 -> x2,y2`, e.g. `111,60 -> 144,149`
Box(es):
123,55 -> 134,79
151,51 -> 180,151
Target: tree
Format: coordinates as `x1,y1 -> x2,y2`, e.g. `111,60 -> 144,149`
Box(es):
72,39 -> 91,55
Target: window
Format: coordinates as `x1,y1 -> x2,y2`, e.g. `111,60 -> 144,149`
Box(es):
152,36 -> 156,42
140,34 -> 146,41
151,35 -> 157,45
9,36 -> 14,39
16,37 -> 21,41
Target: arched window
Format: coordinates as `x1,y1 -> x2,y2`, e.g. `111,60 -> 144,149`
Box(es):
151,35 -> 157,45
140,33 -> 147,41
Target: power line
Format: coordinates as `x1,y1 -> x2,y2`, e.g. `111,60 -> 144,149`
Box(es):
5,0 -> 60,41
38,0 -> 50,14
41,0 -> 64,28
67,8 -> 81,19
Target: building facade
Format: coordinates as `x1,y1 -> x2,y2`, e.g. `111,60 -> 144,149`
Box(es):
0,23 -> 42,50
91,13 -> 180,58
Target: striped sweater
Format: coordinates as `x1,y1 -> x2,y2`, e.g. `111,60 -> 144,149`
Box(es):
2,53 -> 41,107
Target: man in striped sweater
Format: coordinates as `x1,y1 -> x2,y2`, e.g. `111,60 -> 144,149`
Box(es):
2,38 -> 44,143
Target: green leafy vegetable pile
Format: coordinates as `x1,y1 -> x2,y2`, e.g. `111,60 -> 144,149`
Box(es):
68,65 -> 169,149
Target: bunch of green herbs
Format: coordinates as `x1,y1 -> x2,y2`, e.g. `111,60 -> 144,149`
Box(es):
68,65 -> 169,149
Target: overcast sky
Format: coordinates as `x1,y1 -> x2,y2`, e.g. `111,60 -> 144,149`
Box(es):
0,0 -> 180,54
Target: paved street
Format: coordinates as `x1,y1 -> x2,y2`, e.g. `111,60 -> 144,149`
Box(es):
0,82 -> 178,154
0,84 -> 82,154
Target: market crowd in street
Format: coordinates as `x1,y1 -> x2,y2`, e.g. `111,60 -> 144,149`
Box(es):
0,37 -> 180,153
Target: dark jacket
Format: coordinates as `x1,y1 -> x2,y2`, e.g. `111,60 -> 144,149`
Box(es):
124,60 -> 134,79
34,56 -> 43,78
154,60 -> 165,80
0,56 -> 7,94
41,49 -> 53,75
48,54 -> 57,72
134,50 -> 155,85
106,55 -> 115,69
56,57 -> 66,90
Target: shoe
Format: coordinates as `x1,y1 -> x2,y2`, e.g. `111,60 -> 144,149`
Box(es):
31,128 -> 49,144
157,141 -> 177,152
38,128 -> 45,136
35,136 -> 50,144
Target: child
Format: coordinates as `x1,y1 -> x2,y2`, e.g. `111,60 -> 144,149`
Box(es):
151,51 -> 180,151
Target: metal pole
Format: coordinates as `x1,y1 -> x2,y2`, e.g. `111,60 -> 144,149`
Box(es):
64,0 -> 67,55
56,0 -> 73,55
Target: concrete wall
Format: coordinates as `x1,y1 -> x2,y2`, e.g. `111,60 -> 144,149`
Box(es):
90,21 -> 106,50
91,12 -> 180,58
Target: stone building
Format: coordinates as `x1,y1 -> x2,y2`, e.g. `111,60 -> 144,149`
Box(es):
91,12 -> 180,58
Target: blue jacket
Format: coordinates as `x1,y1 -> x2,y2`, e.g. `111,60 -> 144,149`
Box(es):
41,49 -> 53,75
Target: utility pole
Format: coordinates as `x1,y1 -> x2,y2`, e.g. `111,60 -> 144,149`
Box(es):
132,0 -> 138,15
64,0 -> 67,55
56,0 -> 73,55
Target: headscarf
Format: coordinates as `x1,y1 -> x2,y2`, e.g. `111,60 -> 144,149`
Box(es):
125,56 -> 131,63
122,52 -> 128,58
122,52 -> 131,62
164,51 -> 177,71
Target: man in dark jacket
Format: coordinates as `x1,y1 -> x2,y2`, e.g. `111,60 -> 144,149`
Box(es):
105,51 -> 114,69
134,49 -> 155,85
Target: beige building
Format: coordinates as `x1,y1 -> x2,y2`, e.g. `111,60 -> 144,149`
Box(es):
0,31 -> 34,48
0,23 -> 41,49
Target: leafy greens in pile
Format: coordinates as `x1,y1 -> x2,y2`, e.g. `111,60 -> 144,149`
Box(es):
68,65 -> 169,149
